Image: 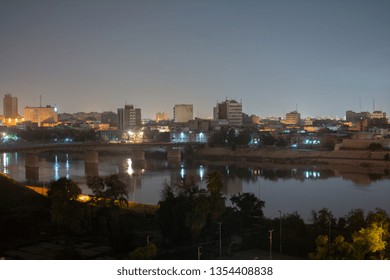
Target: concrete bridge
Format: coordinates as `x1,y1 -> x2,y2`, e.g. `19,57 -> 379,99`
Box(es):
0,142 -> 204,183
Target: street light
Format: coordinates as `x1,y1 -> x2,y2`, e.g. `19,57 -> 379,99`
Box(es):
146,234 -> 151,247
218,222 -> 223,258
279,210 -> 282,254
327,215 -> 331,245
269,229 -> 274,260
197,246 -> 202,260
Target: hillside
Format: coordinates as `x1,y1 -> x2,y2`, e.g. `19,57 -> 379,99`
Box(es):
0,173 -> 47,210
0,173 -> 50,252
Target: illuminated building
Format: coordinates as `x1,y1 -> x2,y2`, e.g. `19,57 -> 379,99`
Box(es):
1,94 -> 22,126
24,105 -> 58,127
3,94 -> 18,118
173,104 -> 193,123
285,111 -> 301,125
371,111 -> 387,119
117,105 -> 142,130
156,112 -> 169,122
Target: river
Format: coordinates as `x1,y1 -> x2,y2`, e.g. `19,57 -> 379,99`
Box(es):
1,152 -> 390,221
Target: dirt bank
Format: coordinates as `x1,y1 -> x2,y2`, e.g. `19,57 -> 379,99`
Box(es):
195,147 -> 390,168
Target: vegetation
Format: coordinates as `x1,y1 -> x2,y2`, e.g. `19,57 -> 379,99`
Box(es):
208,127 -> 253,149
1,172 -> 389,260
369,142 -> 383,151
0,173 -> 49,252
87,174 -> 128,207
309,208 -> 389,259
16,126 -> 98,142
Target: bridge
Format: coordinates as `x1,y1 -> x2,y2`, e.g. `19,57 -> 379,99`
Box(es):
0,142 -> 205,183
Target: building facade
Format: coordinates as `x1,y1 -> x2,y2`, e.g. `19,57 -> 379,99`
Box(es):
371,111 -> 387,119
3,94 -> 18,118
156,112 -> 169,122
24,106 -> 58,127
285,111 -> 301,125
117,105 -> 142,130
101,111 -> 118,126
73,112 -> 102,122
214,99 -> 243,127
345,111 -> 371,122
173,104 -> 193,123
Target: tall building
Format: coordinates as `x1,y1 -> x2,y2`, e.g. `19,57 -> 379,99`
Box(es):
285,111 -> 301,125
173,104 -> 193,123
24,105 -> 58,127
156,112 -> 169,122
3,94 -> 18,118
214,99 -> 243,127
117,105 -> 142,130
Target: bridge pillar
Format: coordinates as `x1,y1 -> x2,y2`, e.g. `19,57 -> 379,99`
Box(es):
167,147 -> 181,168
133,150 -> 145,161
25,152 -> 39,184
85,150 -> 99,177
133,150 -> 146,169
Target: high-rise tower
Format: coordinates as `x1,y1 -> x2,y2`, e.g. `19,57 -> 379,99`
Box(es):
3,94 -> 18,118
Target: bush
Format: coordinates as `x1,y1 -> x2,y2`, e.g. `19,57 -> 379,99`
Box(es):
368,143 -> 382,151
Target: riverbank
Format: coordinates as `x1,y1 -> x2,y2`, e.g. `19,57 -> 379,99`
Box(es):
196,147 -> 390,168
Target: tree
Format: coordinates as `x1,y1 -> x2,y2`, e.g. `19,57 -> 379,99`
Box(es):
310,208 -> 390,260
368,142 -> 382,151
260,133 -> 276,146
87,176 -> 105,197
87,175 -> 128,207
226,128 -> 237,147
208,131 -> 226,147
352,223 -> 387,259
48,177 -> 82,231
344,208 -> 366,239
206,171 -> 226,222
229,193 -> 265,229
309,235 -> 353,260
280,211 -> 308,256
104,174 -> 128,205
129,242 -> 158,260
48,177 -> 81,201
308,235 -> 330,260
156,172 -> 227,245
311,208 -> 336,242
236,130 -> 251,146
206,171 -> 223,196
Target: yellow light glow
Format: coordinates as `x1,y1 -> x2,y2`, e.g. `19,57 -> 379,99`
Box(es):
77,194 -> 91,202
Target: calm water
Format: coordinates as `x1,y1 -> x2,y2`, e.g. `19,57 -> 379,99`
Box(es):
2,152 -> 390,221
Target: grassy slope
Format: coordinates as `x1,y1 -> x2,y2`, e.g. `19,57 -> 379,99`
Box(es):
0,173 -> 47,210
0,173 -> 50,251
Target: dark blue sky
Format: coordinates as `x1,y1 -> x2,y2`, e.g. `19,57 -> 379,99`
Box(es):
1,0 -> 389,119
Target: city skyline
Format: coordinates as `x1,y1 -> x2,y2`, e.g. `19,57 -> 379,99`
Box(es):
1,0 -> 389,119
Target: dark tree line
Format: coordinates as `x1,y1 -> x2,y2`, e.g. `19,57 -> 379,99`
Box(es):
16,127 -> 97,142
46,174 -> 390,260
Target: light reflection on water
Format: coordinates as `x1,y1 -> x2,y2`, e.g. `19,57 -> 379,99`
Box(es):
1,152 -> 389,220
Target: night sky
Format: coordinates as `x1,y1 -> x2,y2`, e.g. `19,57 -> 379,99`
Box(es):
1,0 -> 389,119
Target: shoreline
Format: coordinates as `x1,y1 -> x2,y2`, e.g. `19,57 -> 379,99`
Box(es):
195,147 -> 390,168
